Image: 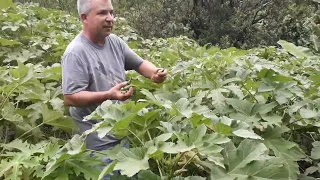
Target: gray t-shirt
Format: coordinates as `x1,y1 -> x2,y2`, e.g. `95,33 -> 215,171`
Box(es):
61,33 -> 143,151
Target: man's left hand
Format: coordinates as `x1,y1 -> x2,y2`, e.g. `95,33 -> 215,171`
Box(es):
151,68 -> 167,83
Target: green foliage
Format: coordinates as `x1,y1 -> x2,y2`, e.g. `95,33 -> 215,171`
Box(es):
1,2 -> 320,180
0,2 -> 81,66
110,0 -> 318,49
0,138 -> 62,180
0,0 -> 15,9
43,31 -> 320,179
308,9 -> 320,53
211,139 -> 291,179
13,0 -> 77,14
0,4 -> 81,178
11,0 -> 319,49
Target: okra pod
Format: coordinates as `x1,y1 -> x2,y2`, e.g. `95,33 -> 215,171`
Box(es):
157,68 -> 165,72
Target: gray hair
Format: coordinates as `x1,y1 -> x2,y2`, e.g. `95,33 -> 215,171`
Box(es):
77,0 -> 92,16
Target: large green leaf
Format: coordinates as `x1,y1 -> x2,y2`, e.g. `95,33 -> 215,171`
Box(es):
214,123 -> 233,136
311,141 -> 320,160
0,38 -> 20,46
210,158 -> 289,180
41,104 -> 78,134
262,127 -> 306,179
98,161 -> 117,180
85,101 -> 148,138
277,40 -> 313,59
207,88 -> 229,113
175,98 -> 211,118
105,147 -> 151,177
226,99 -> 279,128
223,139 -> 269,173
0,156 -> 23,180
211,139 -> 290,180
263,136 -> 306,180
226,99 -> 277,116
1,102 -> 23,123
140,89 -> 173,109
43,135 -> 102,180
133,109 -> 161,128
172,176 -> 206,180
158,125 -> 230,167
1,139 -> 45,157
137,170 -> 161,180
0,0 -> 15,10
232,129 -> 263,140
0,140 -> 60,180
299,108 -> 319,119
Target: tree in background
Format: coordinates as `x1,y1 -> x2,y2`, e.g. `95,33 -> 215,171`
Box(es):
13,0 -> 77,14
14,0 -> 318,49
113,0 -> 318,49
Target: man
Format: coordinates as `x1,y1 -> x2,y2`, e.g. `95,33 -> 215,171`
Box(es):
61,0 -> 166,153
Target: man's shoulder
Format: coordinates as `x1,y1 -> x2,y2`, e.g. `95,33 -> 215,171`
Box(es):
107,33 -> 126,45
64,33 -> 89,56
107,33 -> 120,40
106,33 -> 129,51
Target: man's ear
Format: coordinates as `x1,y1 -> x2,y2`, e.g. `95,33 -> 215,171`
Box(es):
80,13 -> 88,23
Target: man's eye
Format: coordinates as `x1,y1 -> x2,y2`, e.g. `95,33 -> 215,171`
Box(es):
98,11 -> 114,16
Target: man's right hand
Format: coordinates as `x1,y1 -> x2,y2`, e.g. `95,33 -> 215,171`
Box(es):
63,81 -> 134,107
107,81 -> 134,101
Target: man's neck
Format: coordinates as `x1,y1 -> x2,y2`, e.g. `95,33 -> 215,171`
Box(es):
81,30 -> 105,46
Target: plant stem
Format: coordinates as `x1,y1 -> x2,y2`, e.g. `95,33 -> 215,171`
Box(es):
241,82 -> 258,102
127,129 -> 144,145
0,125 -> 9,155
181,151 -> 197,170
147,130 -> 152,141
17,122 -> 44,139
0,84 -> 20,110
287,132 -> 293,141
156,160 -> 163,178
147,130 -> 163,178
308,133 -> 316,142
172,151 -> 186,176
301,133 -> 314,142
85,149 -> 109,156
156,115 -> 176,137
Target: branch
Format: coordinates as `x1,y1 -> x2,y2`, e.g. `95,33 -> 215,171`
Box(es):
250,1 -> 272,26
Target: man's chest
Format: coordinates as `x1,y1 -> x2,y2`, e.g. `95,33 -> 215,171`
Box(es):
85,47 -> 126,90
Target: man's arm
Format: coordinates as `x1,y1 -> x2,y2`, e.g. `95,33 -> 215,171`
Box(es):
64,82 -> 133,107
136,60 -> 158,79
64,91 -> 109,107
137,60 -> 167,83
62,52 -> 133,107
116,35 -> 167,83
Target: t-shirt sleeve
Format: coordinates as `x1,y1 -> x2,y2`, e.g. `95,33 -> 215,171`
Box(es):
117,36 -> 143,70
62,53 -> 89,95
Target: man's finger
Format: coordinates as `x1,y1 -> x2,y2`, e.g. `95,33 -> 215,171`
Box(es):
128,87 -> 134,94
123,87 -> 134,97
156,68 -> 164,72
156,68 -> 168,74
116,81 -> 129,89
157,73 -> 167,77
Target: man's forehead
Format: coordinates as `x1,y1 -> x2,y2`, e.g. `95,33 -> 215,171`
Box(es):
91,0 -> 113,9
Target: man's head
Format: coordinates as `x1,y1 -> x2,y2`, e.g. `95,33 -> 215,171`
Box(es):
77,0 -> 114,39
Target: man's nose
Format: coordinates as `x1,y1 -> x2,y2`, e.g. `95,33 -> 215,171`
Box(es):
105,13 -> 114,21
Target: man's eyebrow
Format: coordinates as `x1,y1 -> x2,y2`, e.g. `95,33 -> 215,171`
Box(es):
97,8 -> 113,11
97,9 -> 113,13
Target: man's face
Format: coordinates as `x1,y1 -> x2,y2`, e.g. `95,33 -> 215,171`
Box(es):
83,0 -> 114,38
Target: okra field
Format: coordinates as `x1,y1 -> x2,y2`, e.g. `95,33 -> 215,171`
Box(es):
0,1 -> 320,180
